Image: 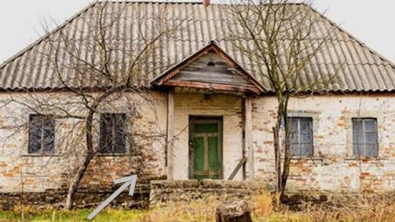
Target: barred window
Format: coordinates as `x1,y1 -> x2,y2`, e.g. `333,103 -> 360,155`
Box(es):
352,118 -> 378,157
288,117 -> 313,157
99,113 -> 126,154
28,114 -> 55,154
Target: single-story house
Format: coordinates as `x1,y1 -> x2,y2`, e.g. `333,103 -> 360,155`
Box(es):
1,1 -> 395,198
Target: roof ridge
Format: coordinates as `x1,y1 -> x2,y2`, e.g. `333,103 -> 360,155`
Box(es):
110,0 -> 203,4
307,4 -> 395,69
0,1 -> 99,69
99,0 -> 305,6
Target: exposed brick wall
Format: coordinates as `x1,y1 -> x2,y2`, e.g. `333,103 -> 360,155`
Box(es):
2,91 -> 395,195
0,92 -> 167,193
252,95 -> 395,193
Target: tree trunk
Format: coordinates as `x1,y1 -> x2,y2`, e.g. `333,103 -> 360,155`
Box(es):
273,126 -> 281,192
281,153 -> 291,200
281,120 -> 291,199
273,99 -> 292,201
65,113 -> 95,210
273,106 -> 283,193
65,152 -> 94,209
280,97 -> 291,201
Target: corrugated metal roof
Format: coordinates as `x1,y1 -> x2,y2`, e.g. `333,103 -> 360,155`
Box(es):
0,1 -> 395,92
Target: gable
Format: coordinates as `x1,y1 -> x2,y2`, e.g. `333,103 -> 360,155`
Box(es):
151,43 -> 264,94
172,52 -> 251,87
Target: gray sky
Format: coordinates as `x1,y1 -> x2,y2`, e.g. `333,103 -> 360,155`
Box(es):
0,0 -> 394,64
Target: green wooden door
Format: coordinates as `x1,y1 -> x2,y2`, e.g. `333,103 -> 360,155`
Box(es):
190,118 -> 222,179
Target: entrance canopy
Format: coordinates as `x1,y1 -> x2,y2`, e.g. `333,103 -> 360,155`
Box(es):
151,41 -> 265,95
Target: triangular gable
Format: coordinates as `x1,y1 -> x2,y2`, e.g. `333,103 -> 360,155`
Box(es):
151,41 -> 265,94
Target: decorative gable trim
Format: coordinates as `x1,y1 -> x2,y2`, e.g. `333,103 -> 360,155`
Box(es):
151,41 -> 265,94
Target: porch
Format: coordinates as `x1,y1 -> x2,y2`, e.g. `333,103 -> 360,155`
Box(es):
151,42 -> 264,181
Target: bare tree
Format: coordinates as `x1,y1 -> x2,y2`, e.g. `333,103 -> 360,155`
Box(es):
1,1 -> 184,209
226,0 -> 338,198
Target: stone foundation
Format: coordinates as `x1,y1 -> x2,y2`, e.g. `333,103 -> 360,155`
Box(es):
0,184 -> 150,211
149,179 -> 267,206
3,179 -> 395,212
0,180 -> 268,210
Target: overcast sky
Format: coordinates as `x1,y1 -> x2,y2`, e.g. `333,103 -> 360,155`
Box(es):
0,0 -> 394,64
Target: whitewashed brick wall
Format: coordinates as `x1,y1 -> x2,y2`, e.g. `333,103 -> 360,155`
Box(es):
253,95 -> 395,193
2,91 -> 395,194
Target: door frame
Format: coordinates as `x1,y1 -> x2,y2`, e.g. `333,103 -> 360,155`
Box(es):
188,116 -> 223,179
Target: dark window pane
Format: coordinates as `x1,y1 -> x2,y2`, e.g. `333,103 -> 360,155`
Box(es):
365,132 -> 377,145
42,118 -> 55,153
367,145 -> 378,157
100,113 -> 127,154
364,119 -> 376,132
307,145 -> 313,156
352,119 -> 363,131
299,119 -> 310,131
300,143 -> 313,156
28,129 -> 41,153
290,132 -> 298,143
300,131 -> 312,143
114,114 -> 126,153
353,131 -> 364,145
100,114 -> 113,153
353,144 -> 361,157
291,144 -> 300,156
29,115 -> 41,153
28,115 -> 55,154
289,119 -> 298,131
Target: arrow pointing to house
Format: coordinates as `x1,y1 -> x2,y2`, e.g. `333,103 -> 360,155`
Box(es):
87,175 -> 138,220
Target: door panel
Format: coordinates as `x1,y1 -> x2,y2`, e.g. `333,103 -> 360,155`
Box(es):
208,136 -> 220,171
190,117 -> 222,179
193,137 -> 205,172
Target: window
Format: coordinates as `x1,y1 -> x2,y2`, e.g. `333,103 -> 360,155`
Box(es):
99,113 -> 126,154
352,118 -> 378,157
28,114 -> 55,154
288,117 -> 313,157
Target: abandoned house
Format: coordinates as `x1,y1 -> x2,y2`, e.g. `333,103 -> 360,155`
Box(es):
2,1 -> 395,202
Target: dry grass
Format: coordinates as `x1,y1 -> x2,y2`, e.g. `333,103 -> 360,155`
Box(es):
143,196 -> 221,222
142,191 -> 395,222
300,193 -> 395,222
2,191 -> 395,221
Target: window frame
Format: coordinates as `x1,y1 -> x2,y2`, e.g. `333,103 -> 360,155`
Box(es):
99,113 -> 127,155
352,117 -> 378,157
287,117 -> 314,157
28,114 -> 55,155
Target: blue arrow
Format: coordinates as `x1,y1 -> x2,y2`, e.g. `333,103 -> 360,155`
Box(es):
87,175 -> 138,220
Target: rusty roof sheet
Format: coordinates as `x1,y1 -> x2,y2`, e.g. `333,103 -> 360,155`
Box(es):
0,1 -> 395,92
